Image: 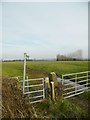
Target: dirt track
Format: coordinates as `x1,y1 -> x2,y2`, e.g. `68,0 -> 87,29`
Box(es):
27,68 -> 48,78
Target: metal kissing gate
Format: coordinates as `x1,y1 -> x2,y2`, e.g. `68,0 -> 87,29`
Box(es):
61,71 -> 90,98
22,78 -> 45,104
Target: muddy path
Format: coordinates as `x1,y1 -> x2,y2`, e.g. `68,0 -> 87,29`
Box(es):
27,68 -> 49,78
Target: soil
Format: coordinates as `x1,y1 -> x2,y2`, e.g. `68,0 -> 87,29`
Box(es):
27,68 -> 49,78
68,94 -> 89,117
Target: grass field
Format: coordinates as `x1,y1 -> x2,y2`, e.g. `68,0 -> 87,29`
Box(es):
2,61 -> 88,78
2,60 -> 90,119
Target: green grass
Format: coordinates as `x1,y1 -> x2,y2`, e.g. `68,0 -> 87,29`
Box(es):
2,61 -> 23,77
2,61 -> 89,119
2,61 -> 88,77
78,91 -> 90,101
34,96 -> 87,119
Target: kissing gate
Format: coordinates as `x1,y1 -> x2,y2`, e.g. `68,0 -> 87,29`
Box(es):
22,77 -> 45,104
22,53 -> 45,103
21,71 -> 90,103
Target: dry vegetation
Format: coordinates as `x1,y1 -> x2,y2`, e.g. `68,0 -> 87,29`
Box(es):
2,77 -> 42,119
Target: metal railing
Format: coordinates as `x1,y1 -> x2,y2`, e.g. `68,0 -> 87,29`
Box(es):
62,71 -> 90,98
20,78 -> 45,104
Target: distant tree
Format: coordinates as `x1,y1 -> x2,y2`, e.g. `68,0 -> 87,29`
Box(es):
67,49 -> 83,60
57,54 -> 60,61
57,54 -> 68,61
56,49 -> 83,61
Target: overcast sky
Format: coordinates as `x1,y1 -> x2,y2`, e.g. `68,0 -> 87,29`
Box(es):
1,1 -> 89,60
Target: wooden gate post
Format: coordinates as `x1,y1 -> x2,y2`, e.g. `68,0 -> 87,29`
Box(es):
45,77 -> 50,98
49,72 -> 57,87
49,72 -> 56,100
50,81 -> 55,100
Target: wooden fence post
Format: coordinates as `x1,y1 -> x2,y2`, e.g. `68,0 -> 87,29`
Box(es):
45,77 -> 50,98
49,72 -> 57,87
50,81 -> 55,100
49,72 -> 56,100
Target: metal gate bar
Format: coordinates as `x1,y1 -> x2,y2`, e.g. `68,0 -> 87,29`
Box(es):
62,71 -> 90,98
21,78 -> 45,103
